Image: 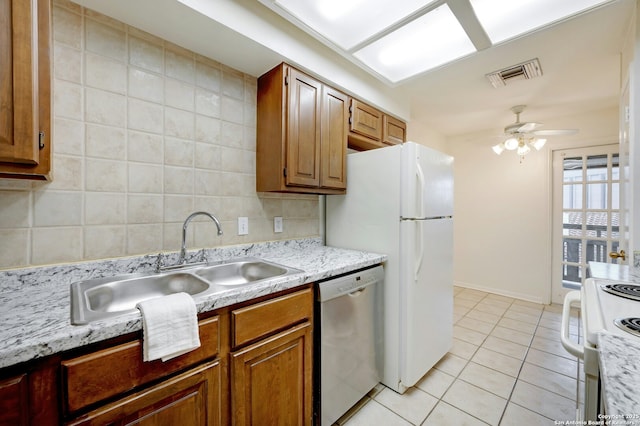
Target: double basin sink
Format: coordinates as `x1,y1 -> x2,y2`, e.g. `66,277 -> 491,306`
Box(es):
70,257 -> 303,325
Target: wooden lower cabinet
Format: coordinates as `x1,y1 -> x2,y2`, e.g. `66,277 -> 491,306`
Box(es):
0,374 -> 28,426
66,360 -> 222,426
0,286 -> 314,426
231,322 -> 313,426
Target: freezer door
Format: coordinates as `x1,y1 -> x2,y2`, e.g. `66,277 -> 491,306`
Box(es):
399,217 -> 453,387
401,142 -> 454,219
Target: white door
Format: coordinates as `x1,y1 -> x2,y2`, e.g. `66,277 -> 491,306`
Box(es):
619,75 -> 632,264
551,144 -> 622,303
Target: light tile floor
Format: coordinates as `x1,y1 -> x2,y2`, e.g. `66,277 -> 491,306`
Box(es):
336,286 -> 583,426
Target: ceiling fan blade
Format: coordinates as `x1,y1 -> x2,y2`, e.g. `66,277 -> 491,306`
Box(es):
516,122 -> 542,133
532,129 -> 579,136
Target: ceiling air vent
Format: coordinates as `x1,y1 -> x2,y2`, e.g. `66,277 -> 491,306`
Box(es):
485,58 -> 542,88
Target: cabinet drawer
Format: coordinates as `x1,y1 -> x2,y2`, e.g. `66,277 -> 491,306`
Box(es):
349,99 -> 382,141
66,360 -> 221,426
232,288 -> 313,348
62,316 -> 219,414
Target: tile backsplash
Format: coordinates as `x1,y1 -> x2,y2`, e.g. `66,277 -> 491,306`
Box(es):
0,0 -> 319,270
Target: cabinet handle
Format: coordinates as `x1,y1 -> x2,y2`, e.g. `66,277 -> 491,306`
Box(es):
38,131 -> 45,150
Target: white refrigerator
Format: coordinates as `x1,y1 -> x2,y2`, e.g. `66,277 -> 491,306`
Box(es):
326,141 -> 453,394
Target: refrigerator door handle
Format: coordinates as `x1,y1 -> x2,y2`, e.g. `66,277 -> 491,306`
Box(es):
416,161 -> 426,218
413,161 -> 426,282
415,220 -> 424,281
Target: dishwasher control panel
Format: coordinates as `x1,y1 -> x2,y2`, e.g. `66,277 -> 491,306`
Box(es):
317,265 -> 384,302
338,274 -> 378,293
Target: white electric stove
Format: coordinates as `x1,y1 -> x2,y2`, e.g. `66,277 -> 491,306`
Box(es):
562,278 -> 640,421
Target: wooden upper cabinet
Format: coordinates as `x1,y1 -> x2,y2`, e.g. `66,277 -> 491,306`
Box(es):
349,99 -> 382,142
0,0 -> 52,180
383,114 -> 407,146
348,98 -> 406,151
256,63 -> 347,194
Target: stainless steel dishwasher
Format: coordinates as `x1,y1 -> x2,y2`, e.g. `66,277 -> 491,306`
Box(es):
317,265 -> 384,426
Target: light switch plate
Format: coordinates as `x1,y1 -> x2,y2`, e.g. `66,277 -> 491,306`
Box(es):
237,217 -> 249,235
274,216 -> 283,233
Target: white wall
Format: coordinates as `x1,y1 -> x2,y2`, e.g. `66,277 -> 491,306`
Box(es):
407,120 -> 449,153
448,108 -> 619,303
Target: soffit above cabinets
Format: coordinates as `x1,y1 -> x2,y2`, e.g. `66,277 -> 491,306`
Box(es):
257,0 -> 615,84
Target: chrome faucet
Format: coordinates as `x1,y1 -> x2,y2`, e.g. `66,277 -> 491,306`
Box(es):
178,211 -> 223,265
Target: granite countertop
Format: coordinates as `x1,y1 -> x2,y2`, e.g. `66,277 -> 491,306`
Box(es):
598,332 -> 640,423
589,261 -> 640,284
0,238 -> 386,369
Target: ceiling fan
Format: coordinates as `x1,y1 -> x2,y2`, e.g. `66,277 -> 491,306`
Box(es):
492,105 -> 578,160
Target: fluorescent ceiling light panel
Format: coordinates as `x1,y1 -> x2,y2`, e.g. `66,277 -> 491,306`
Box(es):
469,0 -> 612,43
273,0 -> 436,49
353,5 -> 476,83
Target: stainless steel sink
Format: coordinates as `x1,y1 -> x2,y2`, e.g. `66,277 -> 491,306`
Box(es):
70,257 -> 302,325
85,273 -> 210,313
71,272 -> 211,324
195,259 -> 288,286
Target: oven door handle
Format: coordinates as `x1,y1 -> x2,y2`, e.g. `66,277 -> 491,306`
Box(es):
560,290 -> 584,359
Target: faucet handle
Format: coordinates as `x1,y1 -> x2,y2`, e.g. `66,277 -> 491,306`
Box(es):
155,253 -> 165,272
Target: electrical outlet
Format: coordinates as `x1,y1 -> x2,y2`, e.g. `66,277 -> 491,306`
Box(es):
237,217 -> 249,235
274,216 -> 283,233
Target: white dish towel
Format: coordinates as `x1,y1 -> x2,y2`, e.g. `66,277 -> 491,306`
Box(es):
136,292 -> 201,362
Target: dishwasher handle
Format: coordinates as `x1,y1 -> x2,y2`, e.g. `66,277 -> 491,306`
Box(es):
560,290 -> 584,359
348,288 -> 366,297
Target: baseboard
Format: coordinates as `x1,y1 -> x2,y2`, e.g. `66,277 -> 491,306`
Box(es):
454,280 -> 548,305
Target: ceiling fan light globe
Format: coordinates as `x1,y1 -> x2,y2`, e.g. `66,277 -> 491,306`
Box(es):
531,138 -> 547,150
504,137 -> 519,150
517,144 -> 531,156
492,143 -> 505,155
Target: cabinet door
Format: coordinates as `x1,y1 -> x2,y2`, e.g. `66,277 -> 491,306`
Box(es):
0,0 -> 51,180
320,86 -> 348,190
66,361 -> 222,426
231,322 -> 313,426
383,115 -> 406,146
0,0 -> 39,164
286,68 -> 321,188
349,99 -> 382,142
0,374 -> 28,426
